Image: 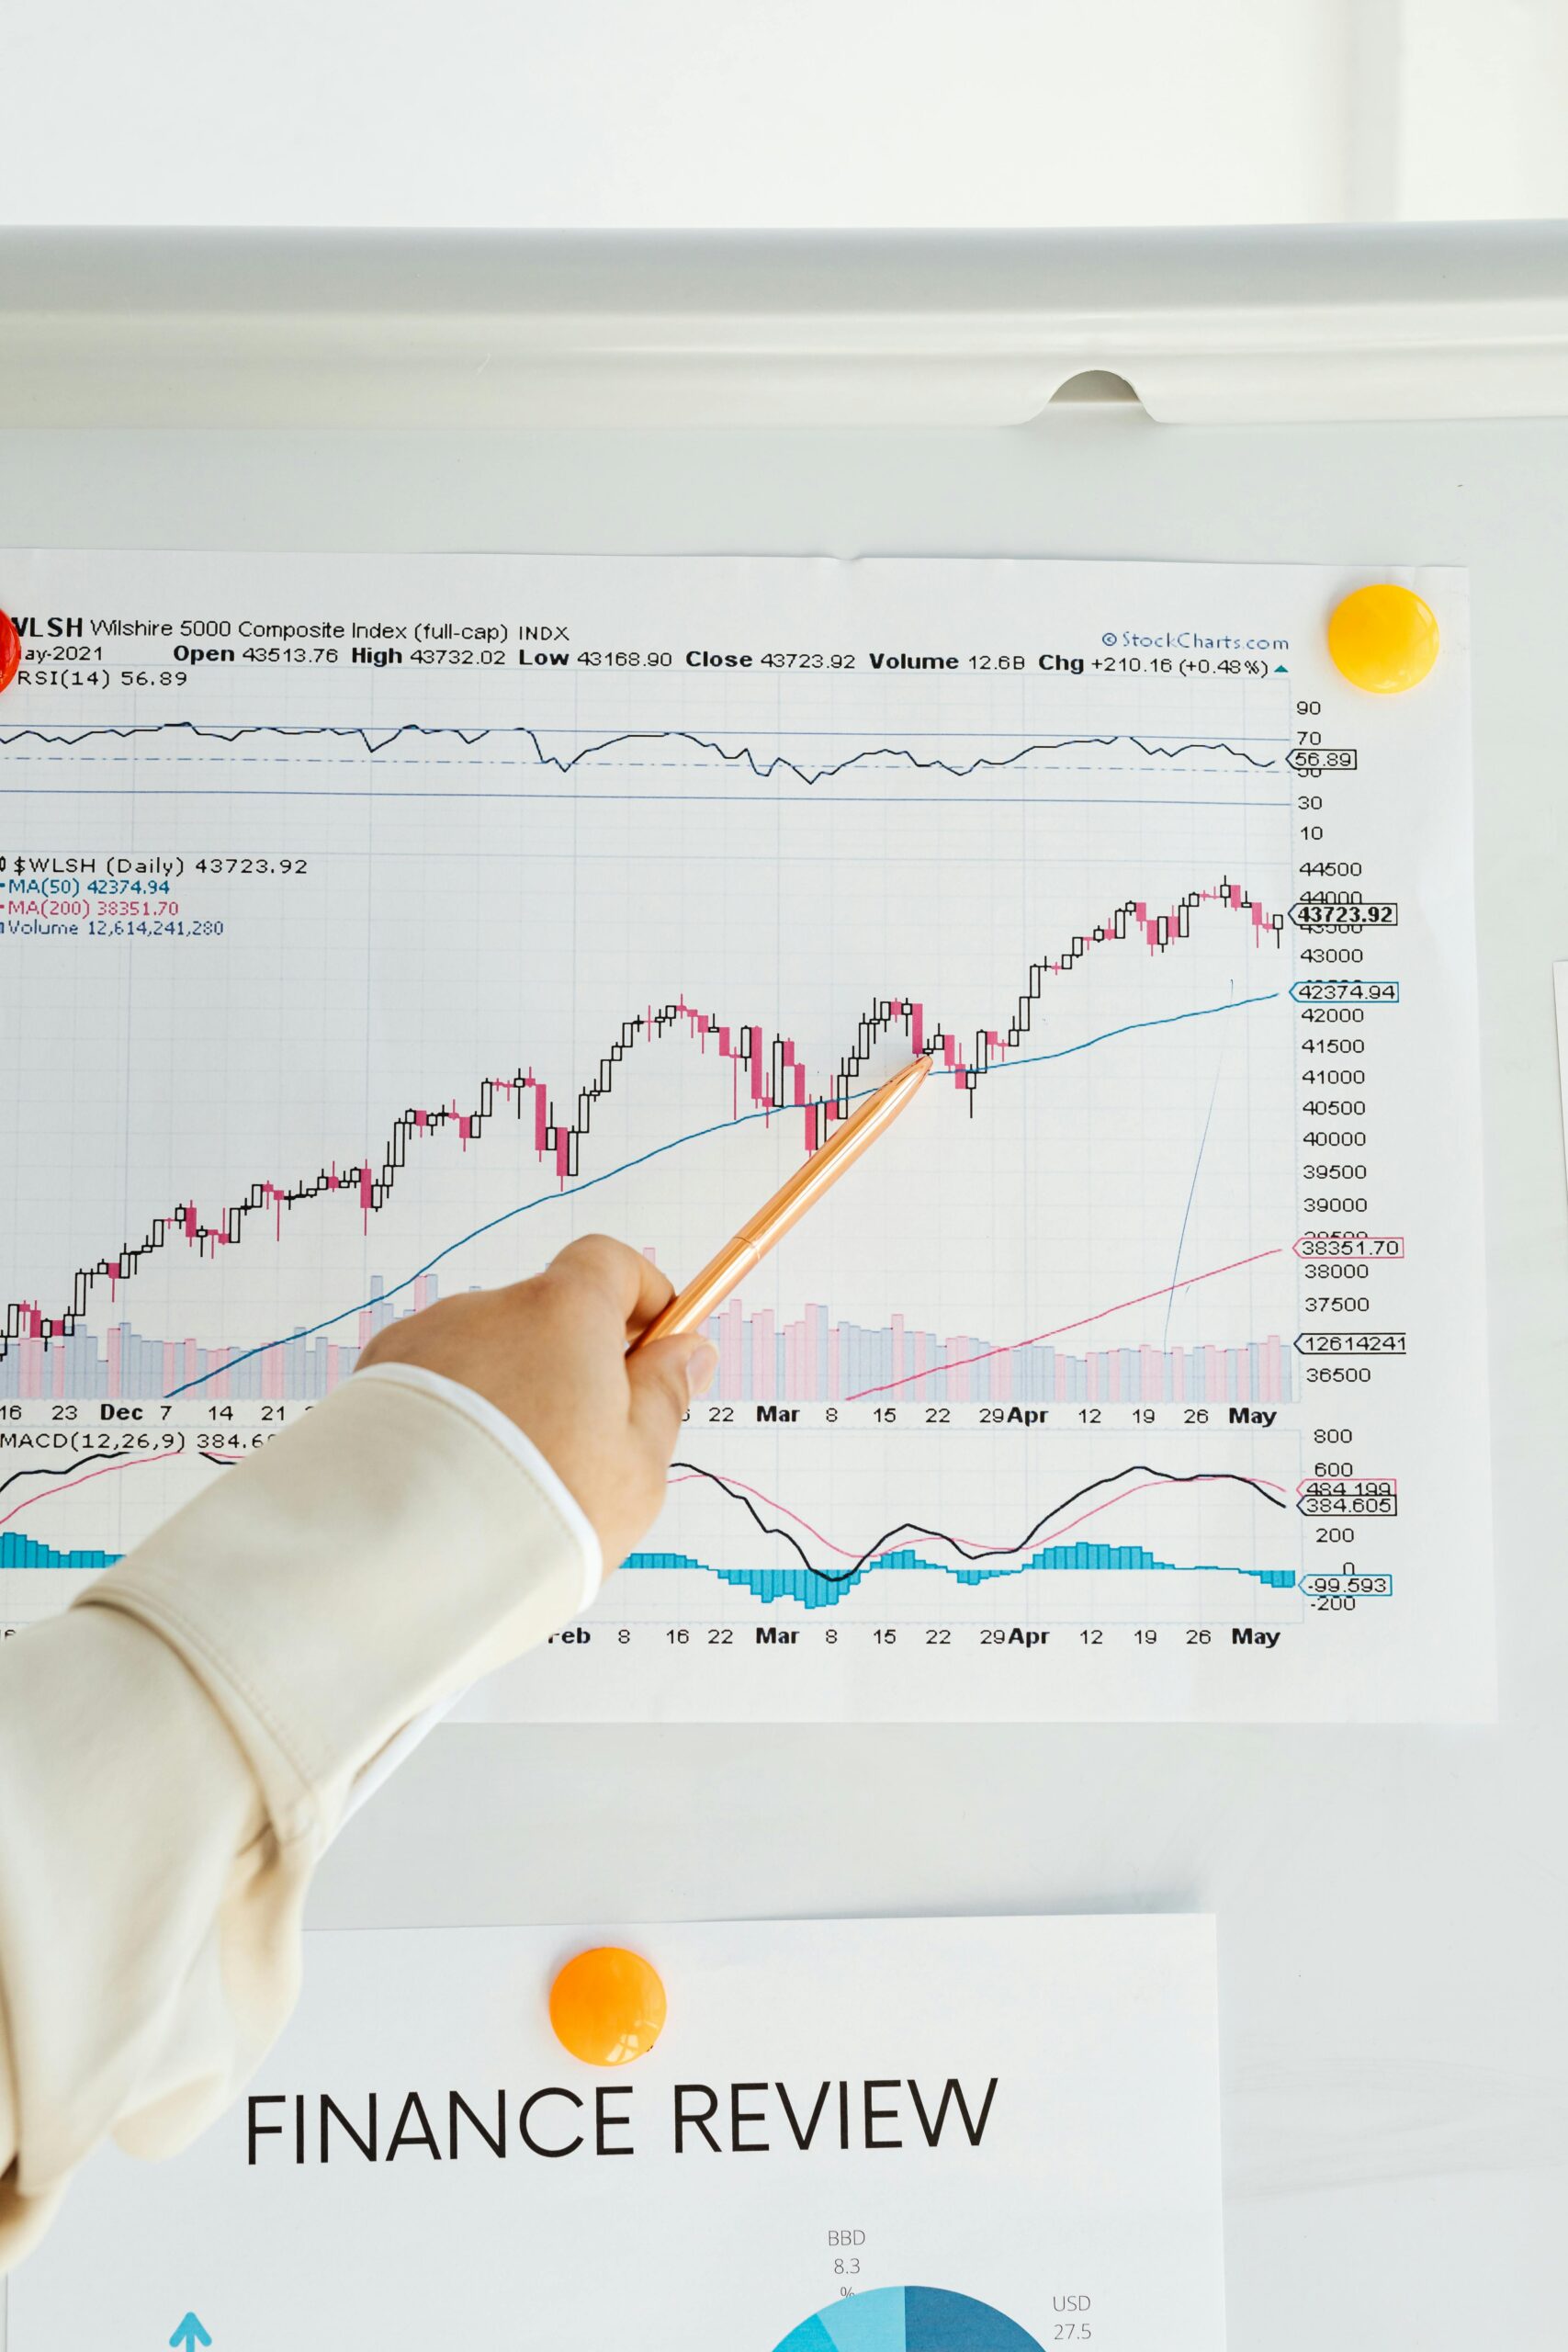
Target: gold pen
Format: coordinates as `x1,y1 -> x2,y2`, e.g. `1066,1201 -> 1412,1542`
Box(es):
630,1055 -> 934,1351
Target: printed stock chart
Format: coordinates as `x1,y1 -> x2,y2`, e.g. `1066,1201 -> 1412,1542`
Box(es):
0,553 -> 1492,1719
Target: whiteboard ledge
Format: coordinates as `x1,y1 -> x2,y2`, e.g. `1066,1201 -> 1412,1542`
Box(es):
3,223 -> 1567,428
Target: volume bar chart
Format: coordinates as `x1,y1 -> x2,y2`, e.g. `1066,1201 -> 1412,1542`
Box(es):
701,1293 -> 1290,1406
1,1275 -> 438,1402
0,1271 -> 1291,1407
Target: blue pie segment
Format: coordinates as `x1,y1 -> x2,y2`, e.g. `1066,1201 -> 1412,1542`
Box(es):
771,2286 -> 1044,2351
821,2290 -> 908,2348
771,2317 -> 847,2352
906,2287 -> 1045,2348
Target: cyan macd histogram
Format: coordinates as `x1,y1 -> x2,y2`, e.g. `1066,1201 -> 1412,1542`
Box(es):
624,1538 -> 1296,1610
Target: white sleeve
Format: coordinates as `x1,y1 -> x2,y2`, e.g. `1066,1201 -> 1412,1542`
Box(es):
0,1366 -> 599,2268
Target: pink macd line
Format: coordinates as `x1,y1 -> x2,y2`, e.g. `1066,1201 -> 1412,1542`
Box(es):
666,1464 -> 1289,1566
667,1469 -> 864,1560
845,1246 -> 1285,1400
1023,1472 -> 1287,1548
0,1449 -> 183,1533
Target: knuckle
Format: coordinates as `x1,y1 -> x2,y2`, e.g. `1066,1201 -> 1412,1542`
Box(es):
550,1233 -> 632,1303
557,1231 -> 621,1272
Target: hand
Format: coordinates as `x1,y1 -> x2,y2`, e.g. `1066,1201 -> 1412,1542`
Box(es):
355,1235 -> 716,1574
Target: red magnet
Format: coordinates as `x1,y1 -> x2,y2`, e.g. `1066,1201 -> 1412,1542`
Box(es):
0,609 -> 19,696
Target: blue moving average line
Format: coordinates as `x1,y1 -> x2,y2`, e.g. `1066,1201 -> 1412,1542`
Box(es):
161,989 -> 1280,1396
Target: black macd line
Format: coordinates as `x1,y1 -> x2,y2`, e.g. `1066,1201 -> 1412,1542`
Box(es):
666,1460 -> 1289,1588
0,1445 -> 146,1500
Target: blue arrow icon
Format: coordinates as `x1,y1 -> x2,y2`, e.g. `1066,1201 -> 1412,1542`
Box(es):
169,2316 -> 211,2349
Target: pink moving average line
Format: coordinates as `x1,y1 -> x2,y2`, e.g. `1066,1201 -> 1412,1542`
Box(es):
6,1439 -> 1292,1549
667,1464 -> 1292,1564
4,873 -> 1283,1364
845,1247 -> 1284,1400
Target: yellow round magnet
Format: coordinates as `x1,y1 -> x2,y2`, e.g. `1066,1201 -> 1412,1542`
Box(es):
1326,582 -> 1439,695
548,1946 -> 667,2066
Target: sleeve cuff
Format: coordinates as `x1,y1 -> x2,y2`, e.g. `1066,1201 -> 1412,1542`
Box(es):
76,1365 -> 602,1849
351,1363 -> 603,1611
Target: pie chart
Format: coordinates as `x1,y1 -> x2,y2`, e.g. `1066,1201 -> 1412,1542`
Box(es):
772,2285 -> 1045,2350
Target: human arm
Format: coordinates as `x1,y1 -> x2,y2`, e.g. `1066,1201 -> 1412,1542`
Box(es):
0,1238 -> 712,2265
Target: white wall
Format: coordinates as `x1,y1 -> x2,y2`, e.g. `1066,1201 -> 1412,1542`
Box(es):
2,0 -> 1563,230
1398,0 -> 1568,219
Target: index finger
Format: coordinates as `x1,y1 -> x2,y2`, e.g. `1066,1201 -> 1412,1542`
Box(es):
546,1232 -> 676,1337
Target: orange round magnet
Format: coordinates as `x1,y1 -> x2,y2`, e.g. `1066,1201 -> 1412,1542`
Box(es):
548,1946 -> 667,2067
1326,582 -> 1438,695
0,609 -> 20,695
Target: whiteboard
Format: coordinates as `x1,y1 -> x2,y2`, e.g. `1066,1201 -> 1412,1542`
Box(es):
2,384 -> 1564,2345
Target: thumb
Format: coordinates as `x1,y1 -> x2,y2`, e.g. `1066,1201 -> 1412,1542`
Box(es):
626,1331 -> 718,1464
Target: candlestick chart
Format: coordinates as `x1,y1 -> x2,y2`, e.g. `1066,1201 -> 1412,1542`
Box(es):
0,550 -> 1492,1719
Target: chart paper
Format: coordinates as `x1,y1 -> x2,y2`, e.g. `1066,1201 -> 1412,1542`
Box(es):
0,552 -> 1492,1718
6,1914 -> 1225,2350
